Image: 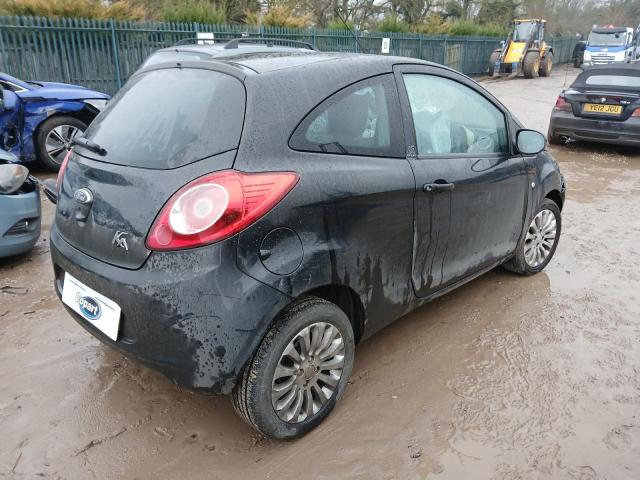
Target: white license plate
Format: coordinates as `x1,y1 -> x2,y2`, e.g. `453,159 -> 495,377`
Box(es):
62,272 -> 121,341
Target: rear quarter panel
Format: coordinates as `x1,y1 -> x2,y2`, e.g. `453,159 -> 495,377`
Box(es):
236,154 -> 417,338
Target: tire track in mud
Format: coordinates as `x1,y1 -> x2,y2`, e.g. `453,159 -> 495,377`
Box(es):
435,154 -> 640,479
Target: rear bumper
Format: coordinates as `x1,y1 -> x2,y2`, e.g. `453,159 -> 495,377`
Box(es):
549,111 -> 640,146
0,189 -> 41,258
50,224 -> 292,394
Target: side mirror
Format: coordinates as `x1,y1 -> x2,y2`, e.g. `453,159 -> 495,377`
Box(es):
516,129 -> 546,155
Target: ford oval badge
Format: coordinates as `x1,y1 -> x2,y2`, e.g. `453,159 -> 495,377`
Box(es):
73,188 -> 93,205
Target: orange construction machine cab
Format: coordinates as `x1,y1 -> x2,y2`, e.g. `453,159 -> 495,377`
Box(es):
490,19 -> 554,79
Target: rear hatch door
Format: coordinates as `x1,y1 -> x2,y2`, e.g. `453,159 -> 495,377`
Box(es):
54,66 -> 246,269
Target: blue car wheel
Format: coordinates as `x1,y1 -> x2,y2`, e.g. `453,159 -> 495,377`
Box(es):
35,115 -> 87,171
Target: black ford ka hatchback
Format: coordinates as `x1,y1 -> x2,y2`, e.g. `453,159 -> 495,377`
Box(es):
49,40 -> 565,439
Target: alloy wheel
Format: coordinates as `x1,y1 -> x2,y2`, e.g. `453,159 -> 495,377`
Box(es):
524,209 -> 557,267
271,322 -> 345,423
45,125 -> 82,165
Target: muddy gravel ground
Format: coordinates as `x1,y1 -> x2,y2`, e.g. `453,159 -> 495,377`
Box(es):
1,66 -> 639,480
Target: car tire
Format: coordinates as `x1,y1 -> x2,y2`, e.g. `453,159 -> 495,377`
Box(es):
547,128 -> 564,145
35,116 -> 87,172
539,52 -> 553,77
232,296 -> 355,439
503,199 -> 561,276
488,51 -> 500,75
523,51 -> 540,79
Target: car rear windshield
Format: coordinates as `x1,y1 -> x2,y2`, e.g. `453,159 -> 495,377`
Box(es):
585,75 -> 640,88
82,68 -> 245,169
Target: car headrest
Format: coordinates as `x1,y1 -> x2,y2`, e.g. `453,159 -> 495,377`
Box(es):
327,93 -> 370,141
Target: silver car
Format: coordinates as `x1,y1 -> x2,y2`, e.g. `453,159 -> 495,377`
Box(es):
0,149 -> 41,258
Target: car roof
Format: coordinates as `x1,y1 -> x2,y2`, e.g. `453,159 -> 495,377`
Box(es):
152,41 -> 434,75
577,64 -> 640,76
572,64 -> 640,89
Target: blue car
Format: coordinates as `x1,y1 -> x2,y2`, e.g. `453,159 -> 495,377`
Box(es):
0,149 -> 40,258
0,72 -> 109,171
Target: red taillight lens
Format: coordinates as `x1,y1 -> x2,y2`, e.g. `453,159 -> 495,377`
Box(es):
56,149 -> 73,193
632,108 -> 640,117
147,170 -> 299,250
554,96 -> 571,112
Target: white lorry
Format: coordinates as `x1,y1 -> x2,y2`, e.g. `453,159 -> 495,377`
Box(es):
583,25 -> 634,66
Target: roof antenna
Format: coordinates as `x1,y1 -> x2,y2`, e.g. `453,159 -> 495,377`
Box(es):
334,7 -> 365,53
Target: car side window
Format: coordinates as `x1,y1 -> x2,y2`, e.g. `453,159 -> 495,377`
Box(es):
290,74 -> 404,158
403,74 -> 509,156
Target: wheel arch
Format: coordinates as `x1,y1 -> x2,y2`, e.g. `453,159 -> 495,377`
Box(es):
234,282 -> 366,391
545,189 -> 563,211
304,284 -> 366,344
33,107 -> 96,141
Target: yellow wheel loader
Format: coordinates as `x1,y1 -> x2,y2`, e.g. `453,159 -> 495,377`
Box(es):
490,19 -> 554,79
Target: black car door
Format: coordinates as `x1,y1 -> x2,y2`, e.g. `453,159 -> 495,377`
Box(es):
393,64 -> 528,297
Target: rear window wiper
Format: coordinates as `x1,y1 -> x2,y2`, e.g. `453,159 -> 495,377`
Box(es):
72,136 -> 107,156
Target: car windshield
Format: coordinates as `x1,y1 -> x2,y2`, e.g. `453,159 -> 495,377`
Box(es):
585,74 -> 640,87
513,22 -> 536,41
83,68 -> 245,169
588,32 -> 626,46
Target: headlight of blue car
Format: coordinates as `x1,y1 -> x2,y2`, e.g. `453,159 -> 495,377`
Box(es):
83,99 -> 109,111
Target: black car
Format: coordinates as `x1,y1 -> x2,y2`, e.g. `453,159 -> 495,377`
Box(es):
48,40 -> 565,439
548,64 -> 640,146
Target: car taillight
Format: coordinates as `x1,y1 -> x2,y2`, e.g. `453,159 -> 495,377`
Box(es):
632,108 -> 640,117
554,96 -> 571,112
147,170 -> 299,250
56,149 -> 73,193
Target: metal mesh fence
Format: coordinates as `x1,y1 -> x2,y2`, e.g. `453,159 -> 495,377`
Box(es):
0,16 -> 578,95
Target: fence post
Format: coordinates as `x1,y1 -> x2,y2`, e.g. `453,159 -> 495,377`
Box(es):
110,18 -> 122,90
354,28 -> 358,53
312,27 -> 317,49
0,18 -> 6,71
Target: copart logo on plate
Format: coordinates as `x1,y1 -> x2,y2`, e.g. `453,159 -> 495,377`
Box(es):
75,293 -> 102,320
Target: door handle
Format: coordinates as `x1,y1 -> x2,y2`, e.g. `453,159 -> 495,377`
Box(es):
423,182 -> 455,193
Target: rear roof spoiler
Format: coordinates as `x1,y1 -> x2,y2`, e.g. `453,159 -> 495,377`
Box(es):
172,37 -> 317,51
223,37 -> 316,51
